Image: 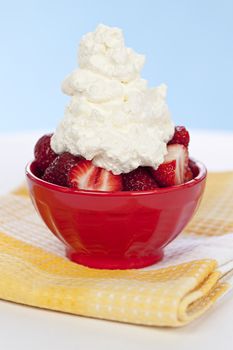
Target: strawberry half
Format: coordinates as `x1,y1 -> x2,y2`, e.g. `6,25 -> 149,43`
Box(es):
151,144 -> 188,187
168,126 -> 190,148
68,160 -> 122,192
122,167 -> 158,191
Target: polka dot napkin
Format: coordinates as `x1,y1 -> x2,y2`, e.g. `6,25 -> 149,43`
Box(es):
0,172 -> 233,327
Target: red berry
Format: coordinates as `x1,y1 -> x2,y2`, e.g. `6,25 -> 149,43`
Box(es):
151,161 -> 176,187
122,167 -> 158,191
68,160 -> 122,192
168,126 -> 190,148
151,144 -> 189,187
34,134 -> 57,173
42,152 -> 81,186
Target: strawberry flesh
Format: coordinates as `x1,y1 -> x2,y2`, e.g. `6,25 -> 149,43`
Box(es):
123,167 -> 158,191
68,160 -> 122,192
34,134 -> 57,173
42,152 -> 81,186
168,126 -> 190,148
151,144 -> 188,187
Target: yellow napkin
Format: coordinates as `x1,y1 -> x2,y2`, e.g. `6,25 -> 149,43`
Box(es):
1,172 -> 233,327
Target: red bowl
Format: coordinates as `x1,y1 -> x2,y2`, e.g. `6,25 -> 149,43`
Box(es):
26,160 -> 207,269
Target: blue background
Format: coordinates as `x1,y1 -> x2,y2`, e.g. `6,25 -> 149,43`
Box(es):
1,0 -> 232,132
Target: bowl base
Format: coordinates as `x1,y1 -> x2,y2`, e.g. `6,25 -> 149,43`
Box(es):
66,249 -> 164,269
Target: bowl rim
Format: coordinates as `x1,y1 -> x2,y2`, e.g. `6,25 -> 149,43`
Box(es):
26,158 -> 207,197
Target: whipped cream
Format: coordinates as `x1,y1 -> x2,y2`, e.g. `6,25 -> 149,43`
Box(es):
51,24 -> 174,174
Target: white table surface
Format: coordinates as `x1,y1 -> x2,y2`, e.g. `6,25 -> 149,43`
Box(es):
0,130 -> 233,349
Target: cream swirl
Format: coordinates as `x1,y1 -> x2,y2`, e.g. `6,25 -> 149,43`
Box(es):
51,24 -> 174,174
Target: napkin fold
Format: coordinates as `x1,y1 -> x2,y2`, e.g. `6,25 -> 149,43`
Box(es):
0,172 -> 233,327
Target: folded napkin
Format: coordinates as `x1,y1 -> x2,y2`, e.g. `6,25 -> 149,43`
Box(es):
1,172 -> 233,327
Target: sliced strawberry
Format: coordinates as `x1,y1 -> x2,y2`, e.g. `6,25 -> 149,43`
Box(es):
96,168 -> 123,192
42,152 -> 81,186
68,160 -> 122,192
34,134 -> 57,173
122,167 -> 158,191
151,144 -> 188,187
184,166 -> 194,182
168,126 -> 190,148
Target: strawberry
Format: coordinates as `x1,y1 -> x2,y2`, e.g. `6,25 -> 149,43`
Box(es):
34,134 -> 57,173
42,152 -> 81,186
184,167 -> 194,182
151,144 -> 188,187
122,167 -> 158,191
68,160 -> 122,192
168,126 -> 190,148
